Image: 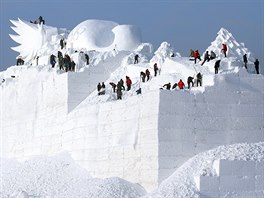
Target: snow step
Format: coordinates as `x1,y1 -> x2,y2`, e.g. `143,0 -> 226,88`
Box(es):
195,160 -> 264,198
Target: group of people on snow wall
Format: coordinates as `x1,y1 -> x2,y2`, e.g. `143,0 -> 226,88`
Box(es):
98,76 -> 132,100
162,72 -> 202,91
97,60 -> 202,101
190,43 -> 260,74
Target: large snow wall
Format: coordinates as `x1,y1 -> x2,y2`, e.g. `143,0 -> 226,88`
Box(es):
1,68 -> 264,192
157,71 -> 264,184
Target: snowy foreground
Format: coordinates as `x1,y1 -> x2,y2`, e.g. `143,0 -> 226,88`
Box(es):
1,142 -> 264,197
1,19 -> 264,197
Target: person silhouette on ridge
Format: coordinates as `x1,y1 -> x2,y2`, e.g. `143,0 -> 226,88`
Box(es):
134,54 -> 139,64
243,54 -> 248,69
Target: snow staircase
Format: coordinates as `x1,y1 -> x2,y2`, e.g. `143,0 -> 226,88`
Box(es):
195,159 -> 264,198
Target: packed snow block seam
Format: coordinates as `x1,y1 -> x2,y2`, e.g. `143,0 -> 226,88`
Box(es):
255,175 -> 264,191
256,161 -> 264,175
229,104 -> 264,117
220,175 -> 255,192
219,160 -> 256,176
239,92 -> 264,105
231,130 -> 264,143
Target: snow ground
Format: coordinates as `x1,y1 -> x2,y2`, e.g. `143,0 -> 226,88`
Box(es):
1,142 -> 263,197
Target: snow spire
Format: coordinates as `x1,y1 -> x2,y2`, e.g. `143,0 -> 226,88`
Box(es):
204,27 -> 254,61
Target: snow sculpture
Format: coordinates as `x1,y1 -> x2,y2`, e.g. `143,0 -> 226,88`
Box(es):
112,25 -> 142,51
9,19 -> 142,65
9,18 -> 46,63
9,18 -> 59,64
204,28 -> 253,61
150,41 -> 180,66
66,19 -> 142,51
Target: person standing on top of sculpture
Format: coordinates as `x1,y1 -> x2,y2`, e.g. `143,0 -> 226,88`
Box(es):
154,63 -> 159,77
140,71 -> 146,82
243,53 -> 248,69
187,76 -> 194,89
178,79 -> 185,89
214,60 -> 221,74
163,82 -> 171,90
50,54 -> 56,68
196,72 -> 202,87
254,59 -> 259,74
85,53 -> 89,65
60,39 -> 64,50
109,82 -> 116,93
210,51 -> 216,60
116,81 -> 123,100
145,69 -> 150,81
126,76 -> 132,91
97,83 -> 102,95
134,54 -> 139,64
100,82 -> 106,95
222,43 -> 227,57
194,50 -> 201,64
201,51 -> 210,66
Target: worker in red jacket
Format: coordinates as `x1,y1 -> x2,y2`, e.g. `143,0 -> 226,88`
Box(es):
222,43 -> 227,57
126,76 -> 132,91
193,50 -> 201,64
178,79 -> 185,89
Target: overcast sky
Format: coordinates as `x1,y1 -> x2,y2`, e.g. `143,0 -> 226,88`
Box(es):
1,0 -> 263,71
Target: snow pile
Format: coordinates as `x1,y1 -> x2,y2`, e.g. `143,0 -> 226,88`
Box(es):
1,153 -> 146,198
146,142 -> 264,198
67,19 -> 141,51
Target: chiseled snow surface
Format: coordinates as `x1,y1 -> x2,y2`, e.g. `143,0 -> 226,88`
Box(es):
146,142 -> 264,198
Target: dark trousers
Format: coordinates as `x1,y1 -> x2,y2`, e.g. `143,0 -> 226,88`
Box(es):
194,56 -> 201,64
188,82 -> 194,89
146,75 -> 150,81
197,79 -> 202,87
154,70 -> 158,76
215,67 -> 219,74
256,67 -> 259,74
201,58 -> 209,66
